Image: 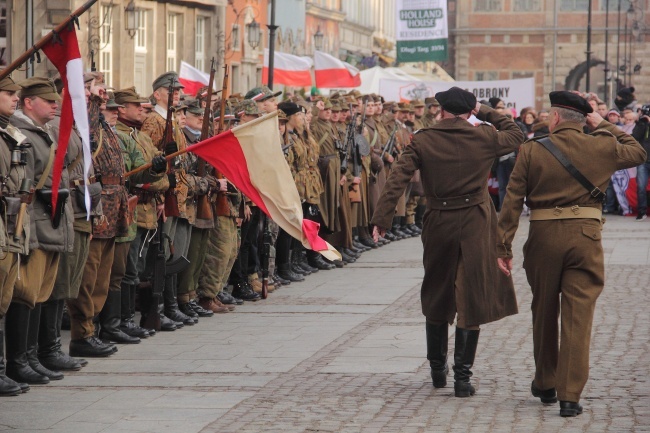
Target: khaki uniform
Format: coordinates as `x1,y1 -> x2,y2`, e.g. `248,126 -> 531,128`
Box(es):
311,118 -> 342,233
497,120 -> 646,402
372,105 -> 522,327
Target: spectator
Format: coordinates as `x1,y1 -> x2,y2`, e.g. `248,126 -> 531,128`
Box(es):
632,105 -> 650,221
621,110 -> 637,134
607,108 -> 623,126
490,98 -> 518,210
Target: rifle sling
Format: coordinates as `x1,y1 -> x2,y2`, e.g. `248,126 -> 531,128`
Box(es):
35,141 -> 57,191
536,136 -> 605,201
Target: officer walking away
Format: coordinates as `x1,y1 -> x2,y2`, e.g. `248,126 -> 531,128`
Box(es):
497,91 -> 646,417
372,87 -> 523,397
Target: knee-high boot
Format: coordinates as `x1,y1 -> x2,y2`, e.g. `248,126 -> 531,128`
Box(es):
163,275 -> 193,326
98,290 -> 140,344
426,322 -> 449,388
453,327 -> 480,397
120,283 -> 149,338
38,299 -> 84,371
0,319 -> 23,396
26,304 -> 64,380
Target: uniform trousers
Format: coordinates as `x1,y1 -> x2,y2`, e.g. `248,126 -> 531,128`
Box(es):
405,195 -> 420,224
51,230 -> 91,301
0,252 -> 18,316
199,216 -> 237,299
108,241 -> 131,293
67,238 -> 116,339
13,249 -> 60,309
178,227 -> 210,303
324,184 -> 353,248
523,219 -> 605,403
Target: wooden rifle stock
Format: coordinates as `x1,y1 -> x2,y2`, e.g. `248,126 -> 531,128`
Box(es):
196,58 -> 216,220
213,64 -> 231,217
162,83 -> 180,218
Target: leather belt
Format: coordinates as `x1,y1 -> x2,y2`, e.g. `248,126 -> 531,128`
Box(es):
70,176 -> 97,188
426,190 -> 486,210
100,175 -> 124,186
530,206 -> 602,221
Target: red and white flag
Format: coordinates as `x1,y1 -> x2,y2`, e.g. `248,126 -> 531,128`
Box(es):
41,26 -> 92,218
262,49 -> 312,87
189,112 -> 340,261
314,50 -> 361,88
179,61 -> 211,97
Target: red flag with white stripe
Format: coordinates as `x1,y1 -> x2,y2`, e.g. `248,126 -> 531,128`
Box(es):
179,61 -> 210,97
188,112 -> 340,261
262,49 -> 312,87
314,50 -> 361,88
41,26 -> 92,218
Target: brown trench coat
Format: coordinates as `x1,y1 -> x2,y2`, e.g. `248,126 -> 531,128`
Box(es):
371,105 -> 524,326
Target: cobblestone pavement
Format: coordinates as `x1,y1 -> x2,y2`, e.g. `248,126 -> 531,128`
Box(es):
0,215 -> 648,433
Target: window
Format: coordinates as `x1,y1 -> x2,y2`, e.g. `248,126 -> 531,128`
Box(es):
232,24 -> 240,52
195,16 -> 206,71
513,0 -> 541,11
560,0 -> 589,10
475,71 -> 498,81
599,0 -> 629,10
99,4 -> 113,87
473,0 -> 503,11
167,13 -> 177,71
512,71 -> 534,79
135,10 -> 147,52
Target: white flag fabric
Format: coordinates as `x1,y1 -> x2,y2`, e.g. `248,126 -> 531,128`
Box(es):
314,50 -> 361,88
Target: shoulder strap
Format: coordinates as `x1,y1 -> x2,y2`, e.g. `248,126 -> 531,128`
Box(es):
318,131 -> 329,146
92,128 -> 104,160
35,141 -> 57,190
536,136 -> 605,201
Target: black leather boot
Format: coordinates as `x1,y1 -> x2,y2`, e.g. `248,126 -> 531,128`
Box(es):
99,290 -> 140,344
38,299 -> 83,371
307,251 -> 335,270
231,281 -> 261,302
453,328 -> 480,397
158,301 -> 179,331
299,249 -> 319,273
291,250 -> 310,275
5,303 -> 49,384
426,322 -> 449,388
119,283 -> 149,339
0,325 -> 22,396
277,263 -> 304,282
26,304 -> 63,380
137,284 -> 162,333
69,336 -> 115,358
163,276 -> 193,326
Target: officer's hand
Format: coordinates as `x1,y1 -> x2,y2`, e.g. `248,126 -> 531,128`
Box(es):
167,173 -> 177,189
218,179 -> 228,192
385,154 -> 394,164
586,112 -> 605,130
497,257 -> 513,276
165,141 -> 178,156
151,155 -> 167,174
472,101 -> 481,116
372,226 -> 385,243
352,176 -> 361,185
339,175 -> 347,186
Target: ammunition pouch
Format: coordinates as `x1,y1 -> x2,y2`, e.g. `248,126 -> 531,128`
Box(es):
2,196 -> 21,235
36,188 -> 70,229
73,181 -> 102,212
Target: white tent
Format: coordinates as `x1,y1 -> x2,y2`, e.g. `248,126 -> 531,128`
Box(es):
396,63 -> 455,83
334,66 -> 422,95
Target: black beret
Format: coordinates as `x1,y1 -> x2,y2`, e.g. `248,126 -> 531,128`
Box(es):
277,101 -> 301,117
549,91 -> 593,115
617,86 -> 635,98
488,97 -> 503,108
435,86 -> 477,115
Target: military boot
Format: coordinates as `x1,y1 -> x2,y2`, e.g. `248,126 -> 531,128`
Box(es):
426,322 -> 449,388
0,323 -> 22,396
453,328 -> 480,397
163,276 -> 194,326
99,290 -> 140,344
38,299 -> 84,371
231,281 -> 261,302
277,263 -> 304,282
5,303 -> 49,384
26,304 -> 64,381
119,283 -> 149,339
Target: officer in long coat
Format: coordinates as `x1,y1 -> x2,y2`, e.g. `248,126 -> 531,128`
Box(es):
372,87 -> 523,397
497,91 -> 646,417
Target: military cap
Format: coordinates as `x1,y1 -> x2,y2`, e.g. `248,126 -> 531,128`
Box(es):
277,109 -> 288,122
277,101 -> 302,117
0,76 -> 21,92
397,102 -> 411,112
152,71 -> 184,91
411,99 -> 425,108
237,99 -> 261,117
245,86 -> 281,102
105,98 -> 124,109
83,73 -> 95,84
322,98 -> 333,109
114,86 -> 149,105
214,102 -> 237,121
229,93 -> 243,102
549,91 -> 593,115
18,77 -> 61,101
184,98 -> 204,115
172,102 -> 188,112
346,89 -> 362,99
435,86 -> 477,115
331,102 -> 341,112
424,97 -> 440,107
330,92 -> 341,100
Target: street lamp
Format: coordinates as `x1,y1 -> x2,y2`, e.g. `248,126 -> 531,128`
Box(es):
124,0 -> 137,39
313,27 -> 324,51
246,18 -> 260,50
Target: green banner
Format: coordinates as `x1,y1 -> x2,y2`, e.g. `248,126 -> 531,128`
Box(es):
396,39 -> 448,62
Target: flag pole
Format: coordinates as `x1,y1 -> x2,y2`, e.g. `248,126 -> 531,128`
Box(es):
0,0 -> 99,80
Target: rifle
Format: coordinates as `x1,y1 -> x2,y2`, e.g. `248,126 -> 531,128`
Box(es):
196,58 -> 216,220
340,105 -> 357,174
0,0 -> 99,81
162,83 -> 180,218
349,101 -> 368,203
380,124 -> 398,160
213,65 -> 231,217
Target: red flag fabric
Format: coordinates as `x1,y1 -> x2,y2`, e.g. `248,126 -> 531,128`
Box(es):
314,50 -> 361,88
262,49 -> 312,87
179,61 -> 210,97
188,112 -> 340,261
41,26 -> 92,218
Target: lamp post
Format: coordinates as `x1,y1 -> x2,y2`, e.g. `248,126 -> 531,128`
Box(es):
585,0 -> 592,92
604,0 -> 610,105
267,0 -> 278,88
124,0 -> 137,39
246,18 -> 260,50
625,2 -> 636,86
313,27 -> 324,52
616,0 -> 621,89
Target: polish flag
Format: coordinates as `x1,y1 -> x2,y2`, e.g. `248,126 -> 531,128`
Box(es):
262,49 -> 313,87
41,26 -> 92,218
189,112 -> 341,261
179,61 -> 211,97
314,50 -> 361,88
